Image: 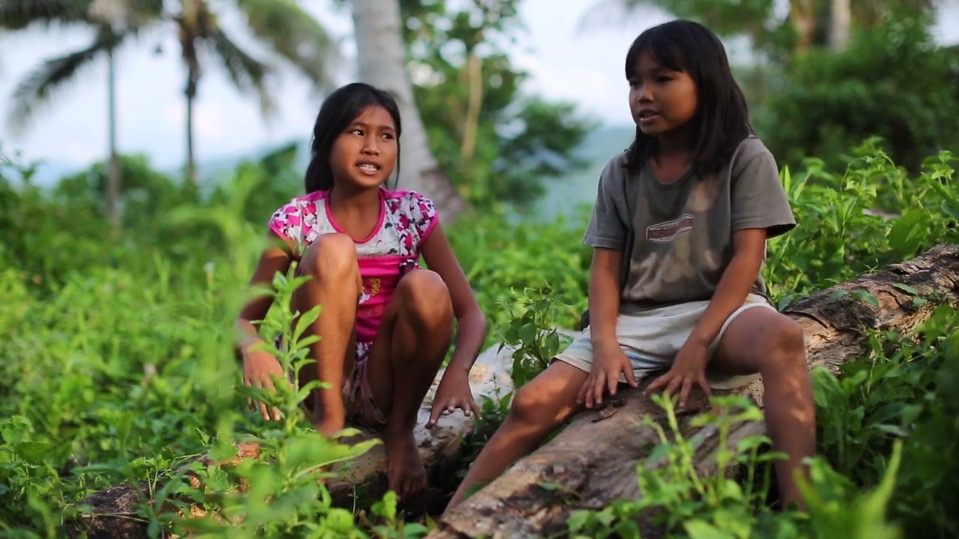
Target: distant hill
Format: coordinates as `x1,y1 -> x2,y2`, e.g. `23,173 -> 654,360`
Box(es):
17,125 -> 636,220
528,124 -> 634,221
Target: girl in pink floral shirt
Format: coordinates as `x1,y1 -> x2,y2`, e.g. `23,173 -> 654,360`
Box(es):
236,83 -> 487,501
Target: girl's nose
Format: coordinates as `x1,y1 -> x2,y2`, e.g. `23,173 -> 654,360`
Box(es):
362,140 -> 379,155
636,84 -> 653,102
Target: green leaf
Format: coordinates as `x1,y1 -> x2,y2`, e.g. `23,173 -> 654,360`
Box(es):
891,283 -> 920,295
851,289 -> 881,308
684,519 -> 736,539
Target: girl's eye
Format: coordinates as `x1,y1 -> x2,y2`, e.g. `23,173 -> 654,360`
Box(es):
350,128 -> 364,136
380,132 -> 395,140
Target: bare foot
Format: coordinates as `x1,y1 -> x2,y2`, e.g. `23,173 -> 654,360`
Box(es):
383,428 -> 427,501
311,394 -> 346,437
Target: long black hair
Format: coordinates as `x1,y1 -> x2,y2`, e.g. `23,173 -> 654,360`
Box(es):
624,20 -> 752,176
304,82 -> 403,193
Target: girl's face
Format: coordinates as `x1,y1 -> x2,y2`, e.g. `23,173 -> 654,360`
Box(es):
628,51 -> 698,140
329,104 -> 398,190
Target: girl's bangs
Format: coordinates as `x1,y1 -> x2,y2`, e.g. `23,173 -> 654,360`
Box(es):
627,32 -> 690,76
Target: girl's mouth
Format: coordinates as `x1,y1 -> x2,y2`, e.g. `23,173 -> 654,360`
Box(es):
357,163 -> 380,175
638,110 -> 660,125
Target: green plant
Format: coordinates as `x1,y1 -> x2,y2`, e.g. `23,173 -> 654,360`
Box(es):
567,394 -> 797,539
500,286 -> 575,387
765,143 -> 957,307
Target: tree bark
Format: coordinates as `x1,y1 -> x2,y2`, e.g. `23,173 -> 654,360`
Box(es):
350,0 -> 467,222
790,0 -> 818,55
429,243 -> 959,539
829,0 -> 852,52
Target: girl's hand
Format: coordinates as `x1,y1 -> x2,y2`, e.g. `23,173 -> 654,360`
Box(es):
645,339 -> 711,410
578,341 -> 637,409
242,347 -> 286,421
426,369 -> 481,428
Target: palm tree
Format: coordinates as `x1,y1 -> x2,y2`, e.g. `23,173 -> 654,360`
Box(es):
351,0 -> 467,221
1,0 -> 161,224
3,0 -> 339,213
169,0 -> 338,185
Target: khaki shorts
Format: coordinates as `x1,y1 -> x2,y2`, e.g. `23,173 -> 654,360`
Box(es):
556,294 -> 774,389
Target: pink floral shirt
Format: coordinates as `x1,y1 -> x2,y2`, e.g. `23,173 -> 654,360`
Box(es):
268,188 -> 439,349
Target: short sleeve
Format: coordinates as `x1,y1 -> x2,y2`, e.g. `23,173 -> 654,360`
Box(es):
583,157 -> 629,250
405,191 -> 439,247
730,139 -> 796,239
268,200 -> 305,253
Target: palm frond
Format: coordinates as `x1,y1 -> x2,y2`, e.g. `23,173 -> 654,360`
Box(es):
207,28 -> 276,117
8,27 -> 123,132
0,0 -> 93,29
234,0 -> 339,90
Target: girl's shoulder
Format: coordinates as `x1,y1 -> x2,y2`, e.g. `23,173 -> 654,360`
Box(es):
382,188 -> 430,204
604,147 -> 632,170
731,135 -> 774,163
598,148 -> 631,178
381,188 -> 440,239
275,190 -> 327,211
382,189 -> 436,214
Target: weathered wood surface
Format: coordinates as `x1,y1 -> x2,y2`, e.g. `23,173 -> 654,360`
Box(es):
430,244 -> 959,539
69,343 -> 516,538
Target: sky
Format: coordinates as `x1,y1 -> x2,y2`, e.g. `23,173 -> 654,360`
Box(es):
1,0 -> 958,183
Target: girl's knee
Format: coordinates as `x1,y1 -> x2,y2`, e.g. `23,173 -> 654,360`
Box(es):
301,234 -> 358,278
509,384 -> 543,424
760,317 -> 806,369
398,270 -> 453,328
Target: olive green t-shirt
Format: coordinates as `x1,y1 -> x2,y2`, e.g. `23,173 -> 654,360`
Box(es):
583,136 -> 795,314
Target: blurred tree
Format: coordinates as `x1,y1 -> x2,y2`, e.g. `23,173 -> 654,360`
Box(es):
169,0 -> 338,185
0,0 -> 162,224
1,0 -> 338,196
351,0 -> 467,220
399,0 -> 597,209
759,19 -> 959,173
581,0 -> 940,59
578,0 -> 957,173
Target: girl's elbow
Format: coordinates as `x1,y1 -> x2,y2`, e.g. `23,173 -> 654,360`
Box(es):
461,306 -> 487,333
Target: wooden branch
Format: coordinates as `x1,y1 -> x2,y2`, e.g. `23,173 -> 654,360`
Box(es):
430,244 -> 959,539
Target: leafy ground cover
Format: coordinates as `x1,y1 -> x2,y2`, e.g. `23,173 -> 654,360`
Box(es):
0,144 -> 956,537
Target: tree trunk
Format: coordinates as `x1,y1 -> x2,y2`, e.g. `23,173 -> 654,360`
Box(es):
430,244 -> 959,539
790,0 -> 818,55
828,0 -> 851,51
185,84 -> 197,186
106,48 -> 121,225
350,0 -> 467,222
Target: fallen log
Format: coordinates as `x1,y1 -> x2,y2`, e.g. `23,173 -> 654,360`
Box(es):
69,342 -> 516,538
430,243 -> 959,539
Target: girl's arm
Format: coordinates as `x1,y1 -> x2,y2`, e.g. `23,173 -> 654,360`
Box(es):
236,238 -> 294,347
237,236 -> 294,420
578,247 -> 638,408
686,228 -> 766,347
419,221 -> 488,427
586,247 -> 624,351
645,227 -> 766,407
